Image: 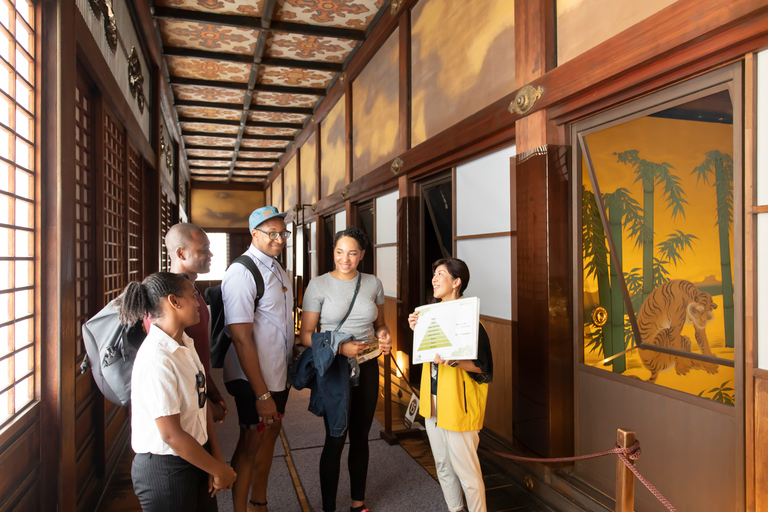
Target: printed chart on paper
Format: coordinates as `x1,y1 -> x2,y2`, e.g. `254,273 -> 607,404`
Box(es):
412,297 -> 480,364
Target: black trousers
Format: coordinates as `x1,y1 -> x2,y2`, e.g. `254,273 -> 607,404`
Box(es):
131,452 -> 217,512
320,358 -> 379,512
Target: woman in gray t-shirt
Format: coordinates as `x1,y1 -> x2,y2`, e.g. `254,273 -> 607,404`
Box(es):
299,226 -> 392,512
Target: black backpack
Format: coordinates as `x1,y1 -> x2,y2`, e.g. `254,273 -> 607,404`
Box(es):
80,299 -> 147,406
206,255 -> 264,368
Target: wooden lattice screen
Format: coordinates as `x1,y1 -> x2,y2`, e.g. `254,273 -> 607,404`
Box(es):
102,110 -> 126,303
74,78 -> 94,361
127,143 -> 142,283
160,190 -> 171,272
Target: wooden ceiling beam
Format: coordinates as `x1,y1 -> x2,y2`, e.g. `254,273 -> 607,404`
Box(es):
169,75 -> 326,96
177,116 -> 241,126
162,46 -> 344,72
178,116 -> 302,129
183,130 -> 295,141
175,99 -> 313,115
152,6 -> 365,40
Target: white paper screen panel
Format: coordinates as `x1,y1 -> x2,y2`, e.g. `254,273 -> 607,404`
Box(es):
375,190 -> 399,244
335,211 -> 347,232
759,214 -> 768,369
310,222 -> 318,278
295,225 -> 304,278
456,145 -> 516,236
456,237 -> 515,321
286,223 -> 294,272
376,246 -> 397,297
758,50 -> 768,205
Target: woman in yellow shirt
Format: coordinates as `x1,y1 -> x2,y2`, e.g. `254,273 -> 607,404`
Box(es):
408,258 -> 493,512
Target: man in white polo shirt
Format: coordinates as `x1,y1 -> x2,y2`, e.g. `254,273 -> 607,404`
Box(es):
222,206 -> 294,512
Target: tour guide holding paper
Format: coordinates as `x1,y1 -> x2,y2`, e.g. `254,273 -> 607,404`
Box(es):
408,257 -> 493,512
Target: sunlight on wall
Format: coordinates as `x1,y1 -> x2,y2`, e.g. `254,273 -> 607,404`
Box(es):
300,132 -> 317,204
411,0 -> 514,146
321,98 -> 346,198
272,173 -> 283,211
353,28 -> 399,178
557,0 -> 675,64
283,156 -> 297,210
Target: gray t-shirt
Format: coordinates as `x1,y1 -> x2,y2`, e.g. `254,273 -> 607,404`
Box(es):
302,272 -> 385,361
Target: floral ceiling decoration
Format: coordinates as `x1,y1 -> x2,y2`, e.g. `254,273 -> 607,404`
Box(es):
152,0 -> 388,184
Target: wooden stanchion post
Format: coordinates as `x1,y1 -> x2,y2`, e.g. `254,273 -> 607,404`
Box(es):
616,429 -> 636,512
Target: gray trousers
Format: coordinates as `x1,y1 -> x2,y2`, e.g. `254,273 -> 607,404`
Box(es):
131,453 -> 217,512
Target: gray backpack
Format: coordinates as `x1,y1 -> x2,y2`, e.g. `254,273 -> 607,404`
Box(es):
80,299 -> 146,406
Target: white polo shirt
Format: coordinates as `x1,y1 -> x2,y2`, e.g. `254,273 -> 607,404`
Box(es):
131,325 -> 208,455
221,244 -> 294,391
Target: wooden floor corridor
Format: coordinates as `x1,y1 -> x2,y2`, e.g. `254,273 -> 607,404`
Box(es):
95,371 -> 552,512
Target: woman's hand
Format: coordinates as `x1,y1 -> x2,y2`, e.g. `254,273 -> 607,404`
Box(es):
433,354 -> 454,367
210,464 -> 236,496
377,327 -> 392,355
408,311 -> 419,331
339,341 -> 366,358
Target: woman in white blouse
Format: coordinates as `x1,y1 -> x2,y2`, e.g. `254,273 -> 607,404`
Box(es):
116,272 -> 236,511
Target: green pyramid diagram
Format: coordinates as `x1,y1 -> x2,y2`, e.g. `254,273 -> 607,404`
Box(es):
417,317 -> 453,351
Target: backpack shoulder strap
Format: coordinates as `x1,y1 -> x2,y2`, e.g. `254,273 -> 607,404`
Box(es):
233,254 -> 264,312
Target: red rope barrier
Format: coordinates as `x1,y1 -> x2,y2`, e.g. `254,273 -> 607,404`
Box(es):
481,440 -> 677,512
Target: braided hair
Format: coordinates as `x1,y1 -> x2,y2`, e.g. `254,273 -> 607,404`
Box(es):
114,272 -> 189,326
333,225 -> 369,252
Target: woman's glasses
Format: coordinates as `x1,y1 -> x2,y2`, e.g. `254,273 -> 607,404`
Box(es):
195,371 -> 207,408
256,228 -> 291,240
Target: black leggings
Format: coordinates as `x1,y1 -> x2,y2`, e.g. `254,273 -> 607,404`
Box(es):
320,358 -> 379,512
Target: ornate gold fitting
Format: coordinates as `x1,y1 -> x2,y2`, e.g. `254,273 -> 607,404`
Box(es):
341,187 -> 349,199
88,0 -> 118,54
509,85 -> 544,116
592,306 -> 608,327
311,204 -> 317,212
339,72 -> 346,83
391,0 -> 403,15
391,157 -> 403,175
128,47 -> 146,113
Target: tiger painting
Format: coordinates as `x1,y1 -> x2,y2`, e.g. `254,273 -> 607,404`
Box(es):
636,279 -> 720,382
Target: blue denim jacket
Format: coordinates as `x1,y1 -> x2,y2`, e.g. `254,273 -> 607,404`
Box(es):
288,331 -> 357,437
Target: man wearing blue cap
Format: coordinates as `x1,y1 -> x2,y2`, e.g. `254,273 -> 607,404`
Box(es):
221,206 -> 294,512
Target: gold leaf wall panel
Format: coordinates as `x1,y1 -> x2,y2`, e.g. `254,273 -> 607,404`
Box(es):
557,0 -> 675,64
301,132 -> 318,204
411,0 -> 514,147
353,28 -> 399,180
273,173 -> 283,211
266,184 -> 272,208
190,189 -> 264,229
321,97 -> 346,199
283,156 -> 298,210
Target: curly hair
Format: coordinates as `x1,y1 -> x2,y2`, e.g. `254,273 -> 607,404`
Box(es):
333,225 -> 369,252
432,258 -> 470,296
114,272 -> 189,326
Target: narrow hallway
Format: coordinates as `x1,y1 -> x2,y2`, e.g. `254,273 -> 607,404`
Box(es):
97,369 -> 552,512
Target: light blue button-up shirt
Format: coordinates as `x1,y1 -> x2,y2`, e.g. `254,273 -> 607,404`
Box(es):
221,244 -> 294,391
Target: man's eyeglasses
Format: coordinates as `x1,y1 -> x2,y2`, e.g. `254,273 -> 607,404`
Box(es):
195,371 -> 207,409
256,228 -> 291,241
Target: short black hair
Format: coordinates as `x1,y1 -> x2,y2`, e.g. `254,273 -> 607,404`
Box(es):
333,225 -> 369,252
432,258 -> 470,296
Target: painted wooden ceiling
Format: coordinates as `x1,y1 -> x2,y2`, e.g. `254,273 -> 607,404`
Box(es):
152,0 -> 388,184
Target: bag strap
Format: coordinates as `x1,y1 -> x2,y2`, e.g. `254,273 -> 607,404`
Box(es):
233,255 -> 264,312
334,272 -> 362,333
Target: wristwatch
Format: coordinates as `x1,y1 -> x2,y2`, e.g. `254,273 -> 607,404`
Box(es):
448,361 -> 459,368
257,391 -> 272,401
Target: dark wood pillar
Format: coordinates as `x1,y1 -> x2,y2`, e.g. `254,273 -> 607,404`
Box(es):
41,0 -> 77,509
513,0 -> 573,457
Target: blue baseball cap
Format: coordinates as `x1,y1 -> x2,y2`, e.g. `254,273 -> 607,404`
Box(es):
249,206 -> 287,231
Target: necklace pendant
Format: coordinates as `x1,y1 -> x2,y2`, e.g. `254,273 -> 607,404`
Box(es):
281,286 -> 288,292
